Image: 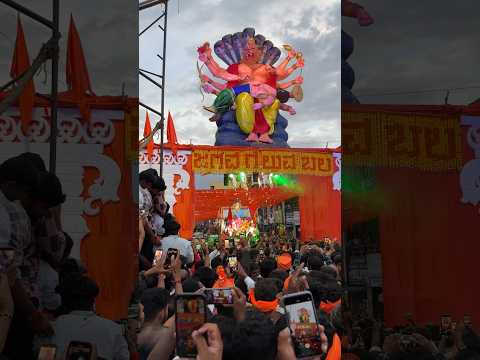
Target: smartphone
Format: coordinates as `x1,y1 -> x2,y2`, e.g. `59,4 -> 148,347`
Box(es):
65,341 -> 93,360
440,315 -> 452,334
452,320 -> 457,332
37,345 -> 56,360
164,248 -> 179,269
224,240 -> 230,249
204,288 -> 234,305
153,249 -> 163,266
283,291 -> 324,358
228,256 -> 238,272
175,294 -> 207,358
464,315 -> 472,327
293,250 -> 301,267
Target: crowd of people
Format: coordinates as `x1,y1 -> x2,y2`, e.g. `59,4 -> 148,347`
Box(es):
0,153 -> 130,360
340,312 -> 480,359
3,157 -> 478,360
138,168 -> 344,360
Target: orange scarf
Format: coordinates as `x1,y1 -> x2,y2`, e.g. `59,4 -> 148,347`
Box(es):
326,333 -> 341,360
213,277 -> 235,288
320,299 -> 341,314
248,288 -> 279,313
213,266 -> 235,288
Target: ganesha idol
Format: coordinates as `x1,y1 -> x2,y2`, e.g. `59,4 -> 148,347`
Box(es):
197,28 -> 304,146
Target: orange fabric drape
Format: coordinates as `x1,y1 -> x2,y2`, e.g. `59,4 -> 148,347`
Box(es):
173,153 -> 196,240
10,16 -> 35,134
343,123 -> 480,327
194,187 -> 300,224
298,175 -> 341,242
80,109 -> 138,320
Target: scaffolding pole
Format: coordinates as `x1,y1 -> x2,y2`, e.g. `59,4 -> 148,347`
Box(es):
139,0 -> 168,178
0,0 -> 60,174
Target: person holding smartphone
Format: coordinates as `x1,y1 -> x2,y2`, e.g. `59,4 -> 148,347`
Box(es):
34,273 -> 129,360
161,217 -> 194,264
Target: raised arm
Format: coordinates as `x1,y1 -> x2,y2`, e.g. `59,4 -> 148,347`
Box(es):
277,75 -> 303,90
275,50 -> 295,75
201,74 -> 227,91
198,43 -> 241,82
204,57 -> 241,82
342,0 -> 374,26
276,57 -> 303,81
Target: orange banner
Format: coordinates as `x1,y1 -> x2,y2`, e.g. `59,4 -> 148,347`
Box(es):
342,111 -> 462,171
192,149 -> 334,176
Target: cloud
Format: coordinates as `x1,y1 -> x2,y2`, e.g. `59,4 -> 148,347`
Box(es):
342,0 -> 480,105
140,0 -> 341,148
0,1 -> 341,148
0,1 -> 138,95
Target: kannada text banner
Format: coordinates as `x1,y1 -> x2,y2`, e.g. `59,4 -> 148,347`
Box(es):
342,111 -> 462,171
192,148 -> 334,176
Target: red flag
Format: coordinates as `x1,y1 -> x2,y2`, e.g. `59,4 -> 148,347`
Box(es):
166,112 -> 178,155
10,16 -> 35,135
143,112 -> 154,161
227,207 -> 233,225
66,15 -> 94,121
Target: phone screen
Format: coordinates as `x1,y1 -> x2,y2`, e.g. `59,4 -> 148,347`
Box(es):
228,256 -> 237,271
165,248 -> 179,268
441,315 -> 452,332
153,250 -> 163,266
37,345 -> 56,360
284,292 -> 323,358
65,341 -> 92,360
175,295 -> 207,358
204,288 -> 234,305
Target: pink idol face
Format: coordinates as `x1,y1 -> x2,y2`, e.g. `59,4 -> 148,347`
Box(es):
243,40 -> 262,64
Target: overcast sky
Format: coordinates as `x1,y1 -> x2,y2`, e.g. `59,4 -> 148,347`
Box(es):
140,0 -> 341,148
342,0 -> 480,105
0,1 -> 137,96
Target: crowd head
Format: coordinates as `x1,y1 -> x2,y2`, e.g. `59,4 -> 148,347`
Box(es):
137,171 -> 345,359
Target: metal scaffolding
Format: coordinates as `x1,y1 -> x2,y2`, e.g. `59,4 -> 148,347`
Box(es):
139,0 -> 168,177
0,0 -> 60,174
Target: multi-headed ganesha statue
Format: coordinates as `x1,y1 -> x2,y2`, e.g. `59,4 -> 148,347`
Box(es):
197,28 -> 304,147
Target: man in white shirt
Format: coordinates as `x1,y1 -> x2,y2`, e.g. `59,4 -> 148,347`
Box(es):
35,273 -> 129,360
160,216 -> 194,264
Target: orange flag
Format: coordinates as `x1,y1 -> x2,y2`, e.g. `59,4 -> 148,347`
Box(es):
10,16 -> 35,135
66,15 -> 94,121
166,112 -> 178,155
143,112 -> 154,161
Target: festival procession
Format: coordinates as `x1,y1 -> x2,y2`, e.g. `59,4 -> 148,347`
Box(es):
6,0 -> 480,359
137,1 -> 342,359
